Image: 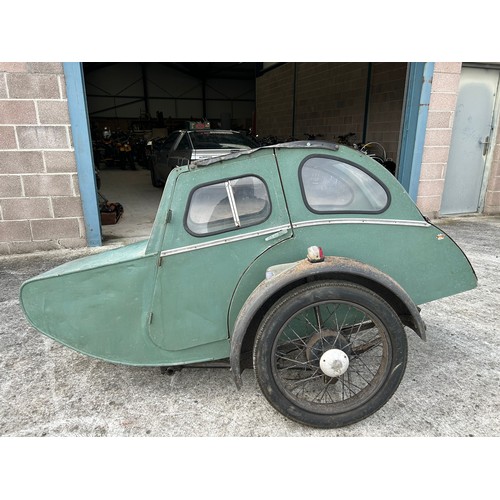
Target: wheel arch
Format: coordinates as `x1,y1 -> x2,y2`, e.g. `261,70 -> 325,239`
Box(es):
229,256 -> 426,388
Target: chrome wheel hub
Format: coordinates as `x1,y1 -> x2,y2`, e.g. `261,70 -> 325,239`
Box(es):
320,349 -> 350,378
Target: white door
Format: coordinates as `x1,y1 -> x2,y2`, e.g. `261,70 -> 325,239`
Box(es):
441,67 -> 500,215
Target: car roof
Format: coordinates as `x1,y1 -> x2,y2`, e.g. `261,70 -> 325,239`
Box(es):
177,129 -> 244,134
190,140 -> 341,168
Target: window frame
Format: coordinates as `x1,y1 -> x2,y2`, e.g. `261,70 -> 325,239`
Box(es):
298,154 -> 391,215
184,174 -> 273,238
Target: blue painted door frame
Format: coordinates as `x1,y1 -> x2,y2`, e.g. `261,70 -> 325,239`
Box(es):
63,62 -> 102,247
397,62 -> 435,201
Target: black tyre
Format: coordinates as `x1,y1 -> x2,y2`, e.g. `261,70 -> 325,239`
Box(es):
253,280 -> 407,428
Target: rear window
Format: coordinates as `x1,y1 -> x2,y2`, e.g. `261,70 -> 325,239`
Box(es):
300,156 -> 389,213
186,176 -> 271,235
190,131 -> 258,150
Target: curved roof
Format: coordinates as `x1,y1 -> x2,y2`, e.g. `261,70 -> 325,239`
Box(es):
190,140 -> 341,168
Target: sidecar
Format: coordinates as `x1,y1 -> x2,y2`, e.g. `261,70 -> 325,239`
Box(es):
20,141 -> 477,428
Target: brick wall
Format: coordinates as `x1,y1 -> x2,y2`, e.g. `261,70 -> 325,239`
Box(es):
294,62 -> 368,143
416,63 -> 462,218
256,62 -> 369,142
483,120 -> 500,214
366,63 -> 407,161
255,63 -> 294,139
416,63 -> 500,218
0,62 -> 86,255
255,62 -> 406,159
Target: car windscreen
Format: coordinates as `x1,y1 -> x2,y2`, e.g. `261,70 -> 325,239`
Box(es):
190,131 -> 258,150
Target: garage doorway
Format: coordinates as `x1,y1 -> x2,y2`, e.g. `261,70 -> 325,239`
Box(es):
441,66 -> 500,215
82,63 -> 257,244
72,62 -> 421,246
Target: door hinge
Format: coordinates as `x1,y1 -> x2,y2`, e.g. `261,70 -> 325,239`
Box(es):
148,312 -> 154,325
480,136 -> 490,156
166,209 -> 172,224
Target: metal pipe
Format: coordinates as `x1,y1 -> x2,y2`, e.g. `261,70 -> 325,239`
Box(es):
141,63 -> 150,117
291,63 -> 297,138
63,62 -> 102,247
408,62 -> 435,201
362,62 -> 373,143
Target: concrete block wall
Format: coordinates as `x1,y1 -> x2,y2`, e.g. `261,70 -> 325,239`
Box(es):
255,63 -> 294,140
416,63 -> 500,218
366,63 -> 407,161
256,62 -> 369,142
255,62 -> 407,160
416,63 -> 462,218
0,63 -> 86,255
483,121 -> 500,214
293,62 -> 367,143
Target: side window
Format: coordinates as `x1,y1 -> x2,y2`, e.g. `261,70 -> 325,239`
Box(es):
177,135 -> 191,151
300,156 -> 389,213
186,176 -> 271,236
158,132 -> 179,151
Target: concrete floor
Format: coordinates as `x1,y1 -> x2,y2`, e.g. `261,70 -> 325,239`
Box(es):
98,167 -> 162,244
1,213 -> 499,438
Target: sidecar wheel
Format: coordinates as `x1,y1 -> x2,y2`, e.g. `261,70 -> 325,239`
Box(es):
253,281 -> 407,428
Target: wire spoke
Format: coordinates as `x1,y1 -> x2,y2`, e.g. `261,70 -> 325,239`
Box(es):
270,291 -> 393,413
276,354 -> 313,370
349,355 -> 380,382
351,338 -> 383,355
287,370 -> 324,387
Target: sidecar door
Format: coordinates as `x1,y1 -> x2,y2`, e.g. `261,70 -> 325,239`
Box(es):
148,149 -> 292,357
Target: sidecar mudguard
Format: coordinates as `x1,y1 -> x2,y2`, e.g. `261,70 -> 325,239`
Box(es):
229,256 -> 427,388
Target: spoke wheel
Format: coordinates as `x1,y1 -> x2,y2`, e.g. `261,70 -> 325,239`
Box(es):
253,281 -> 407,428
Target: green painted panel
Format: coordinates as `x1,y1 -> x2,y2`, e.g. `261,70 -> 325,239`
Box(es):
228,147 -> 477,331
228,223 -> 477,332
21,243 -> 156,364
149,148 -> 293,351
275,145 -> 423,223
20,241 -> 231,365
20,143 -> 476,367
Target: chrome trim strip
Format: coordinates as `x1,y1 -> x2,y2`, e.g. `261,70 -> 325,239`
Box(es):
160,218 -> 428,258
160,224 -> 292,257
225,181 -> 240,227
292,218 -> 431,229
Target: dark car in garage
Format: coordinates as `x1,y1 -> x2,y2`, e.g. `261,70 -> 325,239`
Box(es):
148,127 -> 259,187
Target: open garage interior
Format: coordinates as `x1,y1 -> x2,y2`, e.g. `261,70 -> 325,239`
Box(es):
83,62 -> 258,243
83,62 -> 409,244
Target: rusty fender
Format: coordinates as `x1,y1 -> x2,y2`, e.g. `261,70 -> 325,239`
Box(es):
229,256 -> 426,389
